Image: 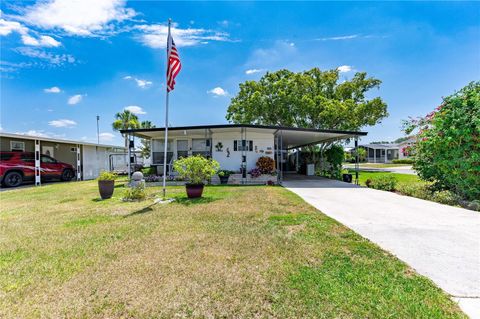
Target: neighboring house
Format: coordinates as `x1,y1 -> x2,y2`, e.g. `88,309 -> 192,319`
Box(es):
359,137 -> 416,163
121,124 -> 367,184
360,143 -> 400,163
0,132 -> 124,183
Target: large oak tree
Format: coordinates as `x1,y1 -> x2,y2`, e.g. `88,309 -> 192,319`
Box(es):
226,68 -> 388,132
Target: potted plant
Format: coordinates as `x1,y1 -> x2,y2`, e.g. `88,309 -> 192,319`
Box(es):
217,170 -> 233,184
173,155 -> 220,198
97,171 -> 117,199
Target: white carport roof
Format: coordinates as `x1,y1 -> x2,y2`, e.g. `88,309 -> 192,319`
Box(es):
0,132 -> 123,149
121,124 -> 367,149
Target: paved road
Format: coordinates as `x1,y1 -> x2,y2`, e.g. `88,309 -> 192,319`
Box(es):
283,175 -> 480,319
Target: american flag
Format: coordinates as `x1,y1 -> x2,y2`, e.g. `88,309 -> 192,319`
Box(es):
166,34 -> 181,92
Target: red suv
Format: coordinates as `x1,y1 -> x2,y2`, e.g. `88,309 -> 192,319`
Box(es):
0,152 -> 76,187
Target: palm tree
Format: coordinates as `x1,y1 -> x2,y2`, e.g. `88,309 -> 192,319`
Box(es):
112,110 -> 140,148
139,121 -> 156,158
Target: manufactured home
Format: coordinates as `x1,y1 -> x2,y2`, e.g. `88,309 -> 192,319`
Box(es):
121,124 -> 367,184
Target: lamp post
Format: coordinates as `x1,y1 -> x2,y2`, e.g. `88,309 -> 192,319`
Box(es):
96,115 -> 100,144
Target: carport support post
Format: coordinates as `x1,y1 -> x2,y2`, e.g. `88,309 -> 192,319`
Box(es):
354,136 -> 359,185
127,133 -> 131,180
76,144 -> 81,181
34,139 -> 41,186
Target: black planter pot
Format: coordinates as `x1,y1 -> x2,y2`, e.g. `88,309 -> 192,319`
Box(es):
98,180 -> 115,199
219,175 -> 229,184
342,173 -> 353,183
185,183 -> 204,198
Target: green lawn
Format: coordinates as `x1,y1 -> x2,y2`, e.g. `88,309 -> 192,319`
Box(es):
349,170 -> 421,186
0,181 -> 465,318
344,163 -> 413,168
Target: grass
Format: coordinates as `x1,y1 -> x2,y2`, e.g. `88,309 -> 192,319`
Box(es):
349,170 -> 421,187
0,181 -> 465,318
344,163 -> 413,168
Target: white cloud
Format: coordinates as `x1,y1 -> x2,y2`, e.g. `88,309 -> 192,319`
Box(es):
124,105 -> 146,114
99,132 -> 115,142
317,34 -> 359,41
245,68 -> 264,75
135,23 -> 231,48
207,87 -> 228,97
68,94 -> 83,105
48,119 -> 77,127
16,47 -> 75,65
21,34 -> 61,47
44,86 -> 61,93
123,75 -> 152,88
21,0 -> 136,36
337,65 -> 353,73
0,18 -> 28,35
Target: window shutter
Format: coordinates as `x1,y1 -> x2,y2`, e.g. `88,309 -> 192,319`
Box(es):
249,140 -> 253,151
234,140 -> 237,151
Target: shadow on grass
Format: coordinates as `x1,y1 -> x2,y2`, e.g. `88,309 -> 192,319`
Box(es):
172,196 -> 218,206
123,205 -> 155,218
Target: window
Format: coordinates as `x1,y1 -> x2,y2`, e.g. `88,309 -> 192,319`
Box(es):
41,155 -> 57,163
70,147 -> 77,152
234,140 -> 253,152
21,153 -> 34,162
10,141 -> 25,152
0,153 -> 14,161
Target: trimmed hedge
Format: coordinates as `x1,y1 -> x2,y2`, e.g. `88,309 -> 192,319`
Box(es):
392,159 -> 414,164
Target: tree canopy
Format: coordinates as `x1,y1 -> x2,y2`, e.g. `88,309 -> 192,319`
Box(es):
226,68 -> 388,131
112,110 -> 140,147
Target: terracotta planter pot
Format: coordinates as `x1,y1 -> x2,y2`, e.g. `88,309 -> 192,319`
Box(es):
185,183 -> 204,198
98,180 -> 115,199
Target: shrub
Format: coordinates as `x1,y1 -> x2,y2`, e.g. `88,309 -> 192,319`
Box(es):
403,81 -> 480,200
365,179 -> 372,188
98,171 -> 117,181
324,144 -> 344,180
256,156 -> 276,174
249,168 -> 262,178
431,190 -> 460,206
368,174 -> 397,191
123,184 -> 146,201
392,159 -> 414,164
396,182 -> 432,200
173,155 -> 220,185
141,167 -> 156,175
218,170 -> 234,177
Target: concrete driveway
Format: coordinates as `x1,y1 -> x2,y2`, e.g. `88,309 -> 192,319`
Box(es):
283,175 -> 480,318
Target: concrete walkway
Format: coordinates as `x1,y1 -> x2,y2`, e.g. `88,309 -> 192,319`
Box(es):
283,175 -> 480,318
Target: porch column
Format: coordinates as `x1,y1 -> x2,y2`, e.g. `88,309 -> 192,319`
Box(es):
373,148 -> 376,163
385,149 -> 388,163
279,130 -> 283,184
76,144 -> 81,181
34,139 -> 41,186
127,133 -> 131,180
295,149 -> 299,172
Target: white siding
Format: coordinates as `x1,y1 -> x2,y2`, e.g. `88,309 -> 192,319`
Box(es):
211,131 -> 275,171
82,145 -> 110,180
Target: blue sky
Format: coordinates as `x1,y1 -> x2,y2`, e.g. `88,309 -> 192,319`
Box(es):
1,1 -> 479,146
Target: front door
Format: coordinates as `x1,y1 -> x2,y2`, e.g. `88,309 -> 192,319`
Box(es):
177,140 -> 188,159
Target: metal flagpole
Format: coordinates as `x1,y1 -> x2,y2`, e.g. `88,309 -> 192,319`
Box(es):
162,19 -> 172,199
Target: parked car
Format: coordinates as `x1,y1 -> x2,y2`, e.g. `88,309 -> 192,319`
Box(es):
0,152 -> 76,187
